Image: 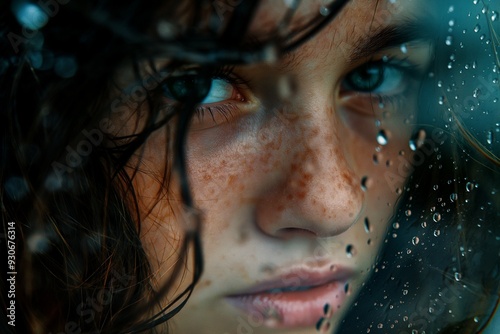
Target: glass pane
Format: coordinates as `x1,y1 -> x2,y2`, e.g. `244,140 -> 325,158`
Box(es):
1,0 -> 498,333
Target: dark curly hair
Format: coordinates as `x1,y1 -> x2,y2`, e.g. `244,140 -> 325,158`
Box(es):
0,0 -> 498,333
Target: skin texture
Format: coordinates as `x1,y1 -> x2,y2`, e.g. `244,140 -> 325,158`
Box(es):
113,0 -> 434,333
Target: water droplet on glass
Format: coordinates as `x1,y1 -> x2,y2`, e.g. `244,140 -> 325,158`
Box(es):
434,229 -> 441,237
364,217 -> 371,233
474,316 -> 480,323
492,11 -> 498,21
373,152 -> 382,164
466,182 -> 474,192
319,6 -> 330,16
448,19 -> 455,26
474,24 -> 481,33
316,317 -> 331,333
421,221 -> 427,228
445,36 -> 453,46
377,323 -> 383,329
450,193 -> 458,202
412,237 -> 420,245
454,272 -> 462,281
360,176 -> 371,191
486,131 -> 493,145
344,283 -> 350,294
433,212 -> 442,222
438,96 -> 445,105
400,44 -> 408,54
346,244 -> 356,258
377,130 -> 389,145
323,303 -> 333,317
409,129 -> 427,151
393,222 -> 400,229
402,289 -> 408,295
405,210 -> 412,217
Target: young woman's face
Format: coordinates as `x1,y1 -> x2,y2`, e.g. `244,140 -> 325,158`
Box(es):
121,0 -> 434,332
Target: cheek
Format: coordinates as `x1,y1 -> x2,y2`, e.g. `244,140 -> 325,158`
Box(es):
186,117 -> 284,205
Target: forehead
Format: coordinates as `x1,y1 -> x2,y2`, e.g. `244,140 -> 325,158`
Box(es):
247,0 -> 426,39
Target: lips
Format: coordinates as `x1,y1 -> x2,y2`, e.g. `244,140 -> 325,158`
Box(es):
225,266 -> 354,329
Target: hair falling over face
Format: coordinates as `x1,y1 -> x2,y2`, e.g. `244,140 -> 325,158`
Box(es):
0,0 -> 499,333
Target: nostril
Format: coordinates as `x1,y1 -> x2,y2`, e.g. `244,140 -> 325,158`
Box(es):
275,227 -> 317,239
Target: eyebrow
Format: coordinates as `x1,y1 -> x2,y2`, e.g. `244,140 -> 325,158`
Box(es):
347,18 -> 436,64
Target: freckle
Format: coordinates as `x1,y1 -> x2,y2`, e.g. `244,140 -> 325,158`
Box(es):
286,193 -> 294,200
239,230 -> 249,244
198,279 -> 212,288
297,191 -> 306,200
227,175 -> 236,186
310,127 -> 320,138
277,205 -> 285,212
260,153 -> 271,164
349,212 -> 354,218
260,264 -> 276,275
203,174 -> 212,181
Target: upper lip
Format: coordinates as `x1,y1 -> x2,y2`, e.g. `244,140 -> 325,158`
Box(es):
227,265 -> 355,296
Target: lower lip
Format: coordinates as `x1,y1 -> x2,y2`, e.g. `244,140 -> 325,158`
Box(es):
226,281 -> 348,329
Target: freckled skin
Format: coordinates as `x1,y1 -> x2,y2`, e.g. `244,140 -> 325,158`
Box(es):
121,0 -> 428,333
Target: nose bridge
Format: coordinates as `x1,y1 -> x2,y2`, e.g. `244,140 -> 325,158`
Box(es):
255,98 -> 364,239
290,109 -> 363,220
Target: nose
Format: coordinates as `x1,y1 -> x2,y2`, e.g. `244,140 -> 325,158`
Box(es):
254,97 -> 364,239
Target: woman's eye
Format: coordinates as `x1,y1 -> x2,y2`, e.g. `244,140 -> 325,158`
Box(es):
343,62 -> 406,94
200,79 -> 235,104
164,74 -> 212,103
161,71 -> 249,128
163,75 -> 240,105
